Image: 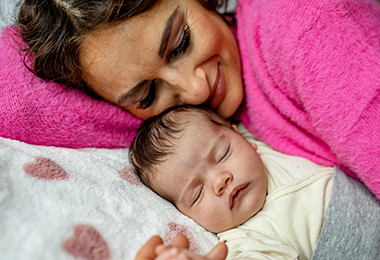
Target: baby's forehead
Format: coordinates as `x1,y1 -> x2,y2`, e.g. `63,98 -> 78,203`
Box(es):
177,110 -> 210,123
178,117 -> 216,140
180,110 -> 218,127
146,150 -> 197,203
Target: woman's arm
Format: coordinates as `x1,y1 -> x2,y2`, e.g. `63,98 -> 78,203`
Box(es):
237,0 -> 380,199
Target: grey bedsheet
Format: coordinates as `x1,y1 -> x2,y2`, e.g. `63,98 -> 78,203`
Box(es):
312,168 -> 380,259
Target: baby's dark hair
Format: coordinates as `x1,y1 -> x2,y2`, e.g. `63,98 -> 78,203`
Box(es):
129,105 -> 231,187
17,0 -> 233,98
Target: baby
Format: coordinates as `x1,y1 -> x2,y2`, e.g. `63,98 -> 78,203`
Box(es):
129,105 -> 335,259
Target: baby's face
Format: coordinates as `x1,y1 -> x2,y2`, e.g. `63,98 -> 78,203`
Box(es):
149,119 -> 267,233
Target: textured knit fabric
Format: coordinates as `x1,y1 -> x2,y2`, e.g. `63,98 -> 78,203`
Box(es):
311,168 -> 380,260
218,125 -> 334,260
236,0 -> 380,200
0,27 -> 142,148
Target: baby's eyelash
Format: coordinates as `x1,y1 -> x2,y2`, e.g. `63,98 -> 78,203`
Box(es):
218,144 -> 230,164
192,185 -> 203,205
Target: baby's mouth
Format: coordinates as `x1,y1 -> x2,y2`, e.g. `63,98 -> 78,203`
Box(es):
230,184 -> 249,209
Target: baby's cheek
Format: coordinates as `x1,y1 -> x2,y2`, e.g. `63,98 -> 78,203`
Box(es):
196,205 -> 231,233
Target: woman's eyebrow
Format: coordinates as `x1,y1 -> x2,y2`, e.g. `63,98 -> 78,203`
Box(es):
117,80 -> 149,105
158,6 -> 180,58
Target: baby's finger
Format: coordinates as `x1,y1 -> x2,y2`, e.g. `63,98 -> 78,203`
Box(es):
170,234 -> 190,249
136,236 -> 164,260
205,242 -> 228,260
154,247 -> 181,260
155,244 -> 169,255
155,247 -> 202,260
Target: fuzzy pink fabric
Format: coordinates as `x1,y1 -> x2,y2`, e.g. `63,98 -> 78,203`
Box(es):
237,0 -> 380,199
0,27 -> 142,148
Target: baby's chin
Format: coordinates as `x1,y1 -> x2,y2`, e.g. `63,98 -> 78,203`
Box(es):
206,224 -> 237,234
206,211 -> 260,233
205,220 -> 245,234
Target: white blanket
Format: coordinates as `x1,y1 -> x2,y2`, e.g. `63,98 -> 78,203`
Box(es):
0,137 -> 218,259
0,0 -> 19,29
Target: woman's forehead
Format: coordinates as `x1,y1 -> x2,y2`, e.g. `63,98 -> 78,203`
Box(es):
80,0 -> 181,59
79,0 -> 185,93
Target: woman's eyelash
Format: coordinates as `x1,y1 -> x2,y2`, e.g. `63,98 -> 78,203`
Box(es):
169,25 -> 190,60
138,26 -> 190,109
139,80 -> 156,109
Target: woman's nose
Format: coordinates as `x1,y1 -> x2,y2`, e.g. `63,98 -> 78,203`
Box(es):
213,172 -> 233,196
163,66 -> 211,106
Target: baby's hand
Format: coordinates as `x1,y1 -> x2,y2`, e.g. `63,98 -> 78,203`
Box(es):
154,240 -> 228,260
154,244 -> 202,260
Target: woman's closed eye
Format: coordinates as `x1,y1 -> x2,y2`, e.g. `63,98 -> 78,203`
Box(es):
139,80 -> 156,109
169,25 -> 191,61
138,25 -> 191,109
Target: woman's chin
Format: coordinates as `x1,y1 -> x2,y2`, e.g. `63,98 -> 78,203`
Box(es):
219,93 -> 244,119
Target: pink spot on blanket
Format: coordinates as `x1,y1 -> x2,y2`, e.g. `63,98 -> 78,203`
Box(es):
62,224 -> 111,260
23,156 -> 69,180
119,167 -> 143,187
164,222 -> 200,253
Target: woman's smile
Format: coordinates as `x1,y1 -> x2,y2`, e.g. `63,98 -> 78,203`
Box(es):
207,64 -> 226,111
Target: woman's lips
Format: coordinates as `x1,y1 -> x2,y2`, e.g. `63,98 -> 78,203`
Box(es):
206,65 -> 226,110
230,184 -> 249,209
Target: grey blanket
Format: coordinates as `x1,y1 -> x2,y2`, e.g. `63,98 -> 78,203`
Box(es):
312,168 -> 380,259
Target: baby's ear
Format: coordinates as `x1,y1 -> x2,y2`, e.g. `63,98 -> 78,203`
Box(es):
250,142 -> 258,150
232,124 -> 258,150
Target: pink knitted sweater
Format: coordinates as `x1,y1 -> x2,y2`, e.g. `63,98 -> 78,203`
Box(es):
237,0 -> 380,199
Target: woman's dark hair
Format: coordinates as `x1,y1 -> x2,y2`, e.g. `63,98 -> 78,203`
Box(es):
18,0 -> 232,98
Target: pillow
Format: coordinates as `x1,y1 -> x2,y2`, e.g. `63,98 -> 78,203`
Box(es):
0,26 -> 141,148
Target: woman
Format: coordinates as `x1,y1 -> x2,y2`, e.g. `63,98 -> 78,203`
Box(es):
2,0 -> 380,257
13,0 -> 380,199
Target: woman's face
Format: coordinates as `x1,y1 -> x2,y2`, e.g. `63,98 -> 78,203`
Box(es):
80,0 -> 243,119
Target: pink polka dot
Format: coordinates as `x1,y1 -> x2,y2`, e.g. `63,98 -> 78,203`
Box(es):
62,224 -> 111,260
164,222 -> 200,253
119,167 -> 143,187
23,156 -> 69,180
